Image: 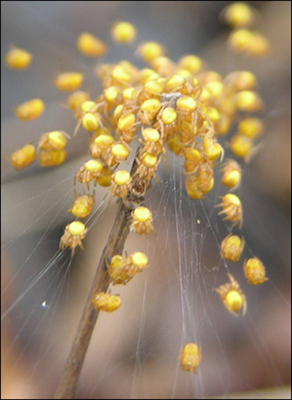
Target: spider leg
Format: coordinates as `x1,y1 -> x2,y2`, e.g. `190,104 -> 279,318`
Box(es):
74,119 -> 82,137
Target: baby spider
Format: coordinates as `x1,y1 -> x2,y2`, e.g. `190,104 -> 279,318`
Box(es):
158,106 -> 178,138
102,142 -> 131,166
75,101 -> 103,134
89,126 -> 111,145
138,99 -> 162,125
96,166 -> 113,187
176,95 -> 198,119
180,343 -> 202,373
230,133 -> 254,161
167,136 -> 185,156
15,98 -> 45,121
204,107 -> 221,132
223,3 -> 255,28
113,104 -> 125,122
116,112 -> 138,143
229,30 -> 270,57
111,170 -> 132,198
89,134 -> 115,160
60,221 -> 87,255
137,68 -> 160,85
178,54 -> 203,75
108,255 -> 130,285
217,114 -> 232,136
238,117 -> 264,139
244,257 -> 269,285
8,144 -> 36,170
197,161 -> 215,194
135,153 -> 160,181
55,72 -> 84,91
221,159 -> 242,189
140,128 -> 164,155
180,119 -> 198,147
150,56 -> 176,77
108,252 -> 148,285
107,64 -> 132,87
103,86 -> 121,110
235,90 -> 263,112
221,234 -> 245,262
165,74 -> 194,96
141,79 -> 164,101
5,47 -> 32,70
225,71 -> 257,92
121,87 -> 140,109
203,134 -> 224,162
77,32 -> 107,57
112,22 -> 136,43
67,91 -> 90,111
92,292 -> 121,312
37,149 -> 67,167
185,175 -> 204,200
204,81 -> 224,100
186,160 -> 214,199
216,274 -> 247,316
217,193 -> 243,227
176,96 -> 197,116
137,42 -> 165,62
74,159 -> 104,189
38,131 -> 69,151
68,194 -> 95,218
82,112 -> 102,133
124,252 -> 149,278
130,206 -> 154,235
184,148 -> 201,174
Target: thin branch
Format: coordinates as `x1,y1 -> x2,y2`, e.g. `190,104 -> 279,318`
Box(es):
55,155 -> 143,399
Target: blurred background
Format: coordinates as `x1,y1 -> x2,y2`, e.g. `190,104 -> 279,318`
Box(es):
1,1 -> 291,399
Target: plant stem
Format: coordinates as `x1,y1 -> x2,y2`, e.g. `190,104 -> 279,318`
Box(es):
55,157 -> 143,399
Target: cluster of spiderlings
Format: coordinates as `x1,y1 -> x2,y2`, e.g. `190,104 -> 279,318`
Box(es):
5,4 -> 271,373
